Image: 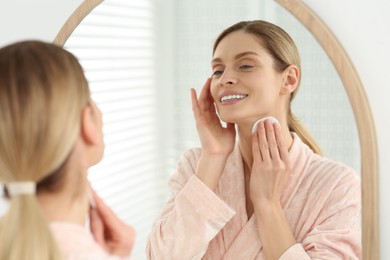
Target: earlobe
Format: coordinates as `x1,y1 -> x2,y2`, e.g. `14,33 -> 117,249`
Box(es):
81,105 -> 98,145
280,65 -> 299,95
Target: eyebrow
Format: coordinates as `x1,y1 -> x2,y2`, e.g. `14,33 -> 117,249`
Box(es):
211,51 -> 260,63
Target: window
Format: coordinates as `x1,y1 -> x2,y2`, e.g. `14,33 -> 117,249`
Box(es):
64,1 -> 165,258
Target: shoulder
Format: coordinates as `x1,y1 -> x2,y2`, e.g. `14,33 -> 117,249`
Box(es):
309,154 -> 360,186
291,133 -> 360,193
50,222 -> 123,260
304,155 -> 361,208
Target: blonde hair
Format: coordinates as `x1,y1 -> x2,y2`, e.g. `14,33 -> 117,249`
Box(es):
0,41 -> 90,260
213,20 -> 322,155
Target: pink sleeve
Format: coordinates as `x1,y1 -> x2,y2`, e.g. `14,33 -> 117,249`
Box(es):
279,244 -> 310,260
146,150 -> 235,260
280,169 -> 361,259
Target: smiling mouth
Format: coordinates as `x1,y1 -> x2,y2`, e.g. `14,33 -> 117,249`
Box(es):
220,94 -> 248,103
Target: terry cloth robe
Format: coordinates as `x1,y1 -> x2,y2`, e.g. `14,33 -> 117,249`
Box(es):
50,222 -> 131,260
146,133 -> 361,260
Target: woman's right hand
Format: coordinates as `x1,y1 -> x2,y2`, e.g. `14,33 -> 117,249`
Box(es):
89,190 -> 136,257
191,78 -> 236,157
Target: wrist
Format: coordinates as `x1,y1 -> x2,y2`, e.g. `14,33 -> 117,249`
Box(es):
195,153 -> 228,192
253,200 -> 283,221
200,151 -> 229,160
201,148 -> 233,157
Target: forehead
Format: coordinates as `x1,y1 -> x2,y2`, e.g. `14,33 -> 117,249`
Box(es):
213,31 -> 268,60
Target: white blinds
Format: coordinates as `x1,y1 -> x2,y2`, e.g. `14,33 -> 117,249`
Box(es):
64,1 -> 161,259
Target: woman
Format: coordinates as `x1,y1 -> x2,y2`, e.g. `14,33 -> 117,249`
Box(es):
147,20 -> 361,259
0,41 -> 135,260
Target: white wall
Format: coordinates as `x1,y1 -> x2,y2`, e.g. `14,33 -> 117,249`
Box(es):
0,0 -> 83,46
0,0 -> 388,258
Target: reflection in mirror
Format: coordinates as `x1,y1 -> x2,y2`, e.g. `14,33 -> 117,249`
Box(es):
53,0 -> 369,259
165,0 -> 360,174
63,1 -> 160,259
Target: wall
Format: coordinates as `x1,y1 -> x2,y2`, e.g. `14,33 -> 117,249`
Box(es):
0,0 -> 83,46
0,0 -> 388,258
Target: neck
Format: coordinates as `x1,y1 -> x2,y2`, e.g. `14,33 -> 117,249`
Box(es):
238,118 -> 293,173
37,167 -> 89,226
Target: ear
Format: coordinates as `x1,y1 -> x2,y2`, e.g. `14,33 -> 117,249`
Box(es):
81,105 -> 99,145
280,65 -> 299,95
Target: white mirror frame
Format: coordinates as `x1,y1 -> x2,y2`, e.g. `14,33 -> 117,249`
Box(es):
54,0 -> 379,258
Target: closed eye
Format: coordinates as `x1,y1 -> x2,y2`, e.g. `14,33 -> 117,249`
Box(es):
239,65 -> 254,70
211,70 -> 224,77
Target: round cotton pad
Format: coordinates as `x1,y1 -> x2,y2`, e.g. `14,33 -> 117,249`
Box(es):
251,116 -> 280,134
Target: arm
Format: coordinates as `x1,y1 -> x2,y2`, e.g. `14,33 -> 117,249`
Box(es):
190,78 -> 236,191
251,120 -> 361,259
280,171 -> 361,259
250,120 -> 297,259
145,151 -> 235,260
146,79 -> 237,259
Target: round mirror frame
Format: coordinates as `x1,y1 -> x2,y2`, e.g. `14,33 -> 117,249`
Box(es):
54,0 -> 379,259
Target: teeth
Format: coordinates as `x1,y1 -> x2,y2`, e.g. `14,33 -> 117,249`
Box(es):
220,94 -> 247,103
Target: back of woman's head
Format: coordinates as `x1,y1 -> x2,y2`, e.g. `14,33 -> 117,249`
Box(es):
0,40 -> 90,260
213,20 -> 322,154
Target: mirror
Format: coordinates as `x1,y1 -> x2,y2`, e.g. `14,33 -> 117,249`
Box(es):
54,0 -> 378,259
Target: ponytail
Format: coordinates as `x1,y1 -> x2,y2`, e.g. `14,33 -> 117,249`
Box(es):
288,109 -> 323,155
0,194 -> 63,260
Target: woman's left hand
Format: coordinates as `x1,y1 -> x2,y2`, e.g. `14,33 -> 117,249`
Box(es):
250,120 -> 297,260
250,120 -> 291,206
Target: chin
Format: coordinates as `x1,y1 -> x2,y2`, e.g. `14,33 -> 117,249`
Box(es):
218,114 -> 242,124
217,107 -> 264,125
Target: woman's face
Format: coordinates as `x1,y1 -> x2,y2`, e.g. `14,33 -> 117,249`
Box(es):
210,31 -> 285,125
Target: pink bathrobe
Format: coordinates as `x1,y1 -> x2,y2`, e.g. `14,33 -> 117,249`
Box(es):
146,134 -> 361,259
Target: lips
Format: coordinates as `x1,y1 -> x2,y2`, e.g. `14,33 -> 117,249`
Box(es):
220,94 -> 248,103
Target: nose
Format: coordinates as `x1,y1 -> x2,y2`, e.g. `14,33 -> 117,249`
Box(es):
218,68 -> 238,86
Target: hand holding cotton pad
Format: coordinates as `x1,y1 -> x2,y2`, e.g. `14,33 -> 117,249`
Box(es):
251,116 -> 280,134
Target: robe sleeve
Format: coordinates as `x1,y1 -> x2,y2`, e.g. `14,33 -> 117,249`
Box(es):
146,149 -> 236,260
279,168 -> 361,260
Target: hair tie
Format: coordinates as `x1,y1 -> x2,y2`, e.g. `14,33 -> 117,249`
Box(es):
7,182 -> 36,196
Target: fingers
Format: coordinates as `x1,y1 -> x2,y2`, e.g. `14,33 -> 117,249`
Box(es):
89,207 -> 108,250
254,120 -> 287,162
265,120 -> 280,160
252,130 -> 261,162
257,121 -> 270,162
198,78 -> 214,112
274,122 -> 289,162
191,78 -> 215,118
191,88 -> 201,119
92,189 -> 120,229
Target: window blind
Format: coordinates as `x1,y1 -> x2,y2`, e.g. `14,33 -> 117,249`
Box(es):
64,1 -> 161,259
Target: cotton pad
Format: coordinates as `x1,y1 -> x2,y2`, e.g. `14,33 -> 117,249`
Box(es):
251,116 -> 280,134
